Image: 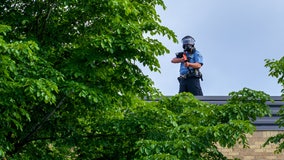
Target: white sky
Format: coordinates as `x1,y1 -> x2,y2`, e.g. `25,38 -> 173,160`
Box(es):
141,0 -> 283,96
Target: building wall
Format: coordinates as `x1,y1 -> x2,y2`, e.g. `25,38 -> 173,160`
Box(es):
218,131 -> 284,160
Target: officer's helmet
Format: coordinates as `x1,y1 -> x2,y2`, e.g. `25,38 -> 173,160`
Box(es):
182,36 -> 195,51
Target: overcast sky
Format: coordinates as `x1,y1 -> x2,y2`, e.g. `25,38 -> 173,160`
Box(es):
141,0 -> 283,96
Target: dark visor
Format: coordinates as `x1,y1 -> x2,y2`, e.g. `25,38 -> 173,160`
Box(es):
182,37 -> 195,45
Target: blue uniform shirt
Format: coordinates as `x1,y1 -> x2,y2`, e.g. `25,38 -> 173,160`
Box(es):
178,50 -> 203,75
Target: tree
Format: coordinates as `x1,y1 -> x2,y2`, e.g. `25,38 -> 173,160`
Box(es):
134,88 -> 271,159
0,1 -> 274,159
0,0 -> 176,159
263,56 -> 284,154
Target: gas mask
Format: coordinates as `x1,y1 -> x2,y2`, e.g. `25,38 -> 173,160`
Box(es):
182,36 -> 195,52
183,44 -> 194,52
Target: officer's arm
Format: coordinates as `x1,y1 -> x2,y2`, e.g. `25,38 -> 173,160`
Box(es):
185,62 -> 202,69
171,57 -> 184,63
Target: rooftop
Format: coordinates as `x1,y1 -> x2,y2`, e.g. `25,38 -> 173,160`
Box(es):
196,96 -> 284,131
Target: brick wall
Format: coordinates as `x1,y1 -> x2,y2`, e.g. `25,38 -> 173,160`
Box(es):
218,131 -> 284,160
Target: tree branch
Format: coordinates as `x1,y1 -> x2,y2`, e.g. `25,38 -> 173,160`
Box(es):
8,97 -> 66,156
23,97 -> 66,142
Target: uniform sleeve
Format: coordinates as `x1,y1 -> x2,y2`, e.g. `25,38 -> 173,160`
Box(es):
195,51 -> 203,65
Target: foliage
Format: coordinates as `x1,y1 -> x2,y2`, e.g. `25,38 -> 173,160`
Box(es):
0,25 -> 63,158
133,88 -> 271,160
263,57 -> 284,153
0,0 -> 274,159
0,0 -> 177,159
265,57 -> 284,97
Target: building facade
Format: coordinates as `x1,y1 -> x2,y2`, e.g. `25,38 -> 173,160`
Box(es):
197,96 -> 284,160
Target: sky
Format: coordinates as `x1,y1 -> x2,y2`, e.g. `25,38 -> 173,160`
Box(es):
140,0 -> 283,96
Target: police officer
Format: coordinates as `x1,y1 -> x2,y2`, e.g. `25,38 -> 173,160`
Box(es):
171,35 -> 203,96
